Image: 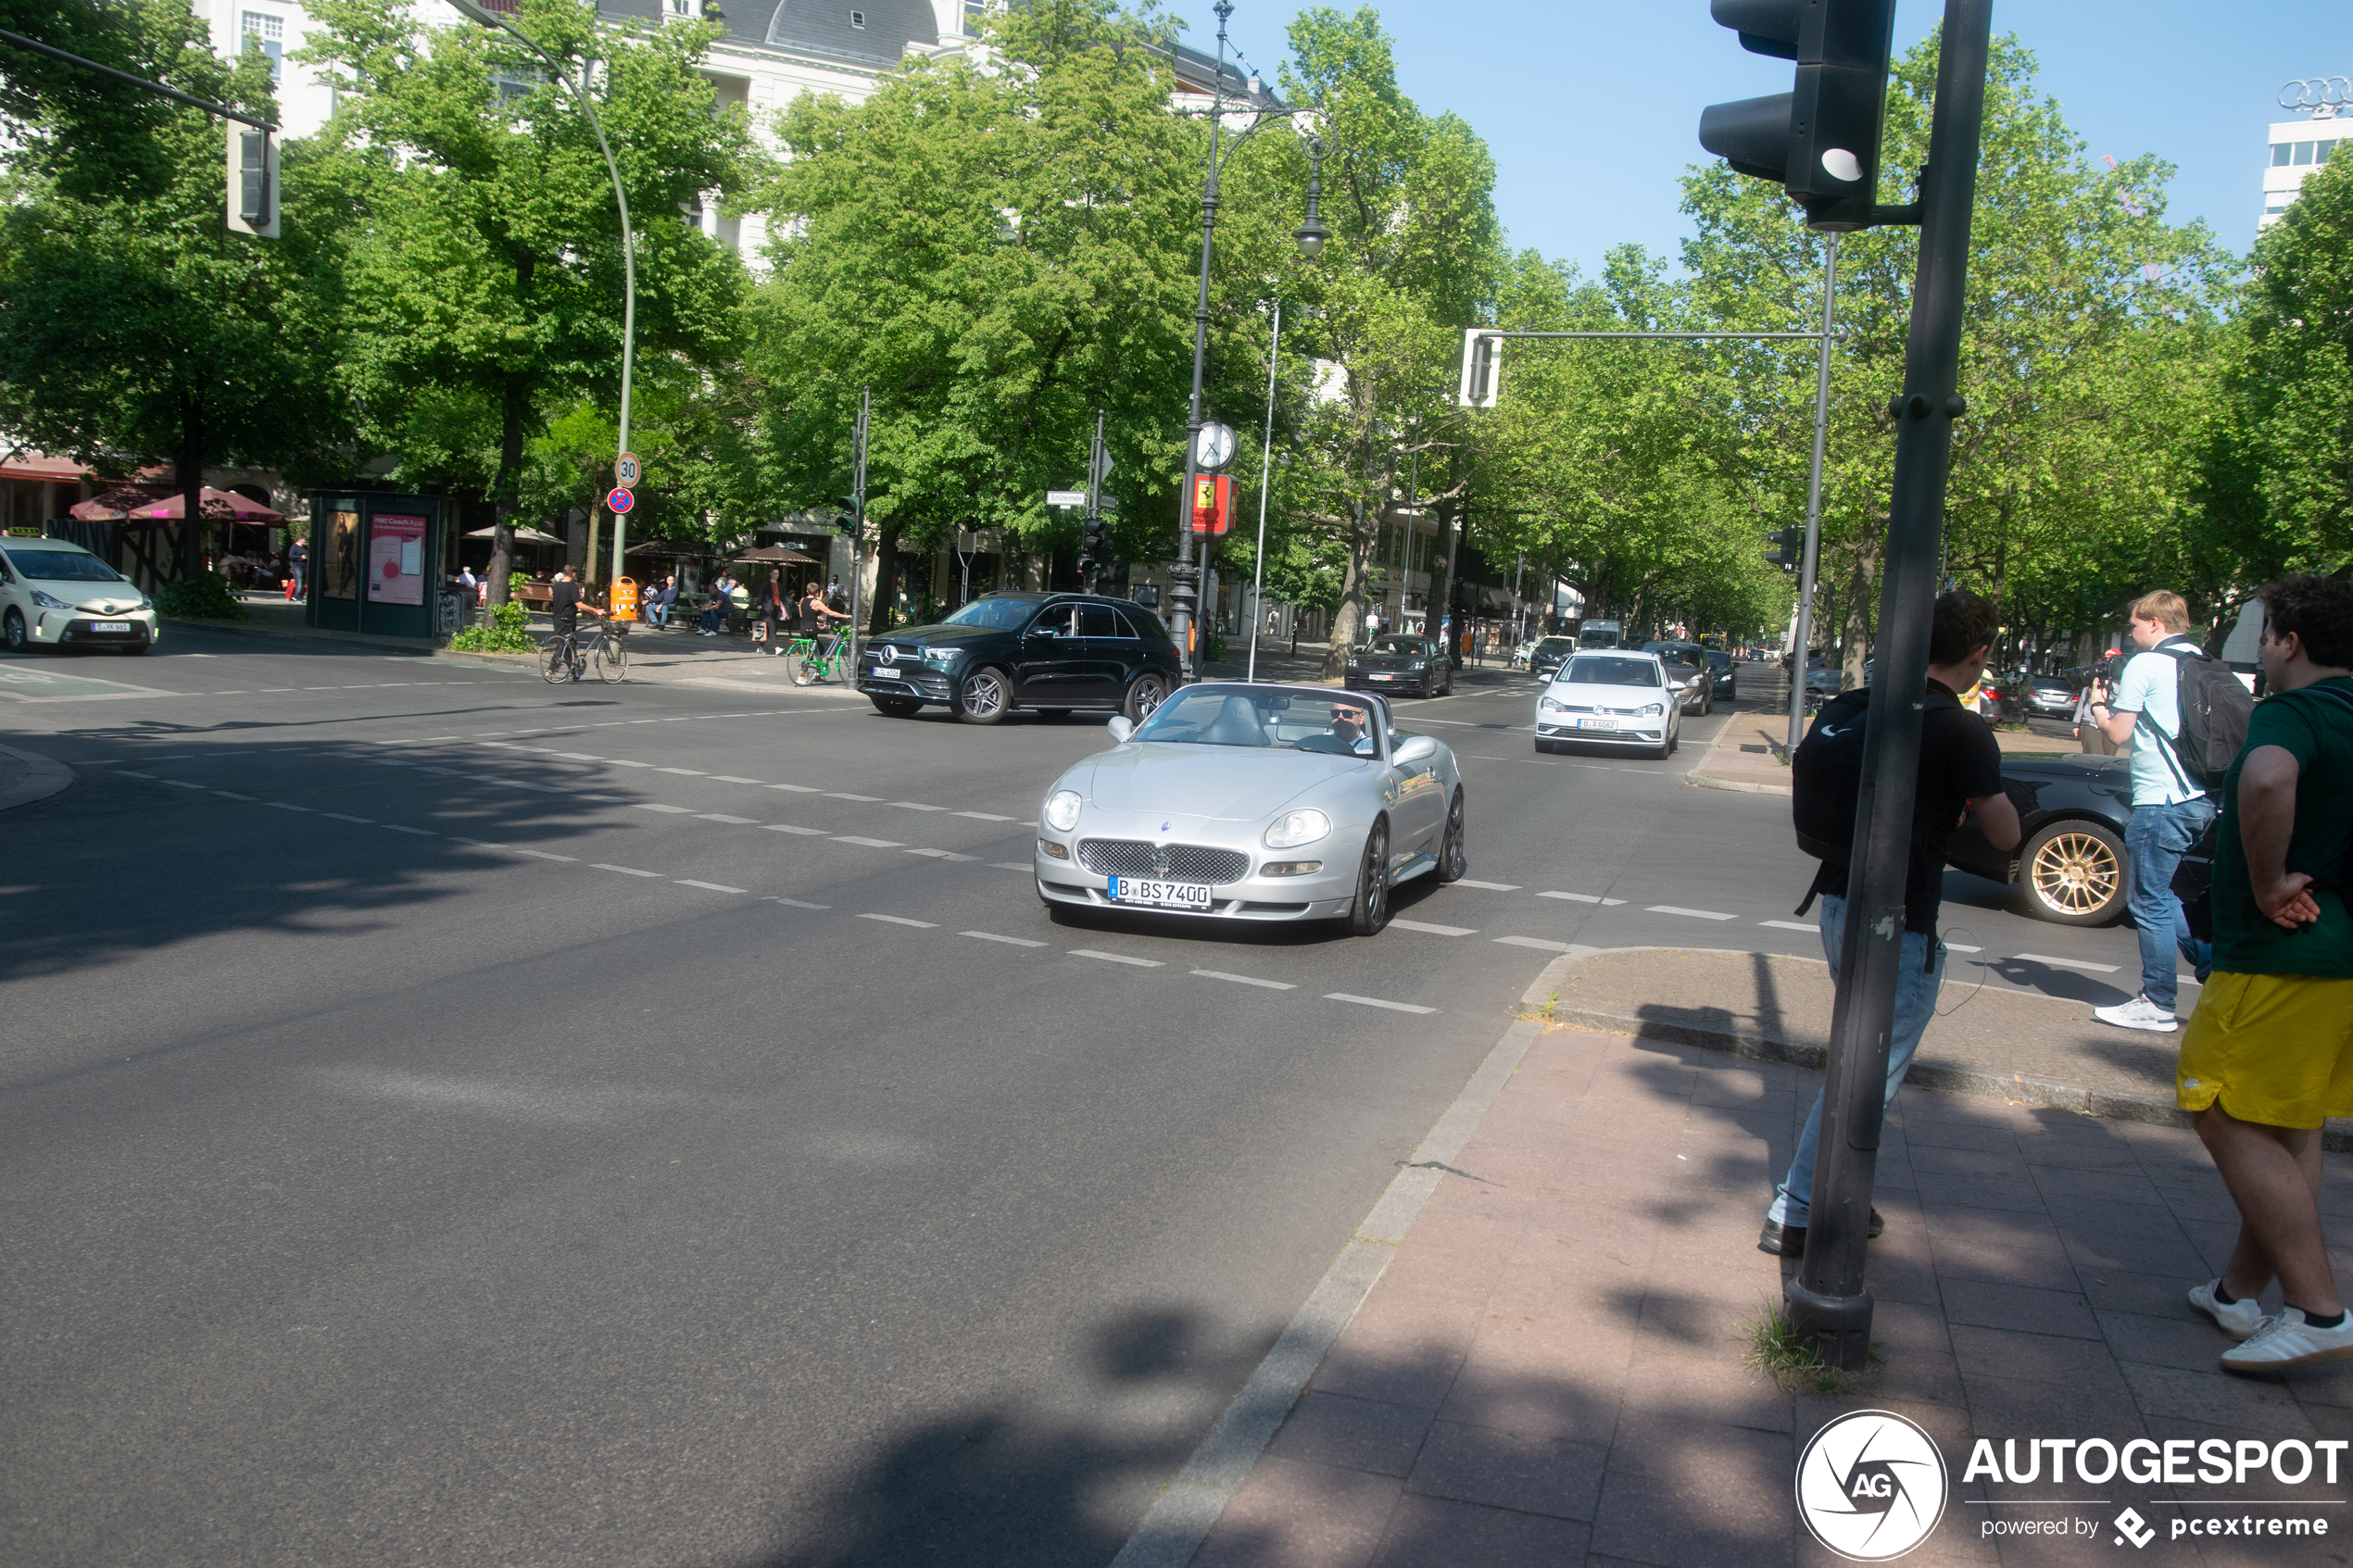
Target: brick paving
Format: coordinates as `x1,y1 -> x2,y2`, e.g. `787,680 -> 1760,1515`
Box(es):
1188,1016 -> 2353,1568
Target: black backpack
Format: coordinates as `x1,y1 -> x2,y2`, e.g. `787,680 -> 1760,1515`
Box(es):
2145,642 -> 2255,793
1790,685 -> 1964,865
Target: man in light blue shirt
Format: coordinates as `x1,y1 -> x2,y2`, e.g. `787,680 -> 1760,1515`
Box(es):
2086,589 -> 2215,1031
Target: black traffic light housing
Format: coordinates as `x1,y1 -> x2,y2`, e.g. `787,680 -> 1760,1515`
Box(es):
1699,0 -> 1899,232
1767,526 -> 1804,570
834,495 -> 861,535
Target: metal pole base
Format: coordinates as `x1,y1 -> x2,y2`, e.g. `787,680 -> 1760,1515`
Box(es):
1785,1277 -> 1874,1373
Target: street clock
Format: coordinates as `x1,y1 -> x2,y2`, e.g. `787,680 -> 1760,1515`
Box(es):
1192,421 -> 1238,471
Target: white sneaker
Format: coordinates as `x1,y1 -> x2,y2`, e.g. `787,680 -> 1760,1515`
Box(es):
2189,1279 -> 2265,1341
2093,994 -> 2179,1033
2221,1307 -> 2353,1372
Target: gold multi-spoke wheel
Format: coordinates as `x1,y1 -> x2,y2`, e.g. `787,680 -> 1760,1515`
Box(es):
2022,821 -> 2125,926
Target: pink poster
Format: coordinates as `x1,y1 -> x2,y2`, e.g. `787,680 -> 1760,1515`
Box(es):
367,514 -> 427,606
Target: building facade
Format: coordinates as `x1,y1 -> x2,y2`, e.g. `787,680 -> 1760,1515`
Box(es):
2261,82 -> 2347,228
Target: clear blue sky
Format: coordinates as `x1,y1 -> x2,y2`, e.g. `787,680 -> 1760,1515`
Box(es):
1164,0 -> 2352,278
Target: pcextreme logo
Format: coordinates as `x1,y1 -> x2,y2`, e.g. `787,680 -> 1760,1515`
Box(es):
1796,1410 -> 1949,1562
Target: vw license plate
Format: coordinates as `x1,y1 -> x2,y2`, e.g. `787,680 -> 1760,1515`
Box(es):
1110,877 -> 1213,910
92,621 -> 132,633
1575,717 -> 1618,731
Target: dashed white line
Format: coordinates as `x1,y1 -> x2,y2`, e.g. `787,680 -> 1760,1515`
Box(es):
992,862 -> 1033,872
1325,992 -> 1437,1014
635,803 -> 696,814
1647,905 -> 1737,921
160,780 -> 204,790
385,825 -> 435,836
834,835 -> 904,848
963,931 -> 1047,947
1392,919 -> 1477,936
957,811 -> 1017,822
696,813 -> 758,824
1072,948 -> 1162,967
1760,920 -> 1819,933
767,784 -> 822,793
210,790 -> 255,800
1493,936 -> 1577,952
711,775 -> 763,784
1540,891 -> 1626,906
827,792 -> 882,802
591,862 -> 661,877
676,879 -> 749,894
764,896 -> 829,909
762,824 -> 826,836
321,812 -> 374,823
1452,879 -> 1521,891
265,802 -> 314,812
509,848 -> 577,861
2014,952 -> 2120,974
1192,970 -> 1296,990
1945,943 -> 1984,954
905,847 -> 979,861
860,913 -> 937,928
890,801 -> 948,811
115,771 -> 154,779
656,768 -> 706,776
578,794 -> 631,803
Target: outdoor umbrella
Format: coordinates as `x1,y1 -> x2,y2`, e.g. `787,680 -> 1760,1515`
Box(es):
71,485 -> 283,522
462,525 -> 564,545
730,545 -> 821,565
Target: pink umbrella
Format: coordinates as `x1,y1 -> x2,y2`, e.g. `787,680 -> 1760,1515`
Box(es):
71,485 -> 283,522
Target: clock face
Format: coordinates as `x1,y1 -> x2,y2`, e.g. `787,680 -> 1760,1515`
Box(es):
1194,422 -> 1237,471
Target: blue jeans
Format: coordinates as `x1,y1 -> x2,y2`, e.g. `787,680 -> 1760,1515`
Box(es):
2124,797 -> 2213,1011
700,605 -> 724,633
647,602 -> 669,628
1768,895 -> 1947,1226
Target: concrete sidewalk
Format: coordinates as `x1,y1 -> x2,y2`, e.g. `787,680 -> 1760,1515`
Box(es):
1152,947 -> 2353,1568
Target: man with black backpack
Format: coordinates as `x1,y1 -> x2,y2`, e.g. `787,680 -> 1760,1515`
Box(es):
2085,590 -> 2254,1033
1761,591 -> 2021,1256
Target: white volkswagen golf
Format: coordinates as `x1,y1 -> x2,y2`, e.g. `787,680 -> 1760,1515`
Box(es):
1532,649 -> 1680,759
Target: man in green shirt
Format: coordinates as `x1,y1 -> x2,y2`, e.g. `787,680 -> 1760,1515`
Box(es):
2177,574 -> 2353,1372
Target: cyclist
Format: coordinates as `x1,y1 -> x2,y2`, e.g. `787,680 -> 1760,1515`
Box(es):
547,564 -> 605,677
804,580 -> 849,660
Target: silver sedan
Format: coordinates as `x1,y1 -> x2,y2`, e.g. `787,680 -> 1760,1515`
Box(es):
1034,683 -> 1466,935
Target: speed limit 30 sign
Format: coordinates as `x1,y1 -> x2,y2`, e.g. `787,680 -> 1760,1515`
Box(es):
615,451 -> 642,486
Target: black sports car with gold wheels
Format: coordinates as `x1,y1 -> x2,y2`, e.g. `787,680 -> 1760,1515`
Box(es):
1946,754 -> 2134,926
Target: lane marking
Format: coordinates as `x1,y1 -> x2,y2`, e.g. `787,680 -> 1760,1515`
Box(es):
992,862 -> 1034,872
1193,970 -> 1296,990
161,780 -> 204,789
860,913 -> 937,928
711,775 -> 762,784
890,801 -> 949,811
1325,992 -> 1437,1014
1072,948 -> 1163,967
591,862 -> 661,877
762,824 -> 825,836
764,896 -> 829,909
2014,952 -> 2120,974
963,931 -> 1047,947
1760,920 -> 1819,933
116,771 -> 154,779
833,835 -> 904,848
957,811 -> 1017,822
265,802 -> 314,812
634,803 -> 695,814
607,759 -> 654,768
447,836 -> 501,847
827,792 -> 882,801
1945,943 -> 1984,953
1451,879 -> 1520,891
210,790 -> 255,800
1493,936 -> 1576,952
321,812 -> 374,823
1539,891 -> 1626,906
905,847 -> 979,861
385,825 -> 435,836
696,813 -> 758,824
1391,919 -> 1476,936
656,768 -> 706,776
767,784 -> 822,793
676,879 -> 749,894
1647,905 -> 1737,921
509,849 -> 577,861
578,794 -> 631,803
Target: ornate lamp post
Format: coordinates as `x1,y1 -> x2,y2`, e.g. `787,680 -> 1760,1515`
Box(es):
1168,0 -> 1331,680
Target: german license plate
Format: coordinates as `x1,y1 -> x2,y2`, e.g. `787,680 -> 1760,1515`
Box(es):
93,621 -> 132,633
1110,877 -> 1212,909
1369,672 -> 1395,681
1575,717 -> 1617,731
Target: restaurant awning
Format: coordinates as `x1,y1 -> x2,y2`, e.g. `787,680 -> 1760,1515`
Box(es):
730,545 -> 822,565
71,485 -> 283,524
462,525 -> 564,544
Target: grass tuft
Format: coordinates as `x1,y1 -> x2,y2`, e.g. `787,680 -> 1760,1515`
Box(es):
1743,1302 -> 1852,1395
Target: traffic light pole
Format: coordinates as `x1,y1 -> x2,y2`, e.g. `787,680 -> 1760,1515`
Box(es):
1787,0 -> 1993,1373
848,387 -> 869,674
1246,300 -> 1282,682
1787,232 -> 1838,752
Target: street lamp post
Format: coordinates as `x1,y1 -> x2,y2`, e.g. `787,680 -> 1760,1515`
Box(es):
1169,0 -> 1330,681
447,0 -> 635,598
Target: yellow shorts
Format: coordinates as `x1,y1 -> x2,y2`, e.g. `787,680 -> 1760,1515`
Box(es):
2177,971 -> 2353,1128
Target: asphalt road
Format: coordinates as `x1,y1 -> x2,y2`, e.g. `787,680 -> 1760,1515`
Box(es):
0,632 -> 2161,1566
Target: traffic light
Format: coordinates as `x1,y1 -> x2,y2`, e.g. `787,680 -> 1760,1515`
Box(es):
1189,475 -> 1232,536
1698,0 -> 1897,232
1457,330 -> 1502,408
1079,515 -> 1113,569
225,124 -> 278,238
835,495 -> 861,534
1766,525 -> 1803,570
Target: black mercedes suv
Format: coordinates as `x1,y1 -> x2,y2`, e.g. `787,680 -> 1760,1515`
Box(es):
857,592 -> 1183,725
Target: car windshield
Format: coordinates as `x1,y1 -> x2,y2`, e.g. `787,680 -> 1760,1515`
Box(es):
1364,636 -> 1424,655
5,548 -> 123,583
941,596 -> 1039,630
1562,657 -> 1661,688
1130,687 -> 1379,757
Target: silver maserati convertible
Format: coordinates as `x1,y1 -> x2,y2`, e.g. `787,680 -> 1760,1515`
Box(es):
1033,682 -> 1466,935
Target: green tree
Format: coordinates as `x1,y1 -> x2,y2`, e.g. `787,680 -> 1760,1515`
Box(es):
298,0 -> 757,600
0,0 -> 345,576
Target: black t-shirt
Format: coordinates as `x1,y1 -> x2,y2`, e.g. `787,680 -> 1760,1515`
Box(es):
1808,679 -> 2005,933
549,579 -> 583,629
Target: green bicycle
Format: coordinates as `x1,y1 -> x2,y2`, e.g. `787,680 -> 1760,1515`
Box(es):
539,618 -> 628,684
781,633 -> 848,687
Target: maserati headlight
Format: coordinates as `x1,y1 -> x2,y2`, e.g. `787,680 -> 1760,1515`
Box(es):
1043,790 -> 1083,833
1264,809 -> 1330,849
31,590 -> 68,608
1640,703 -> 1665,717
